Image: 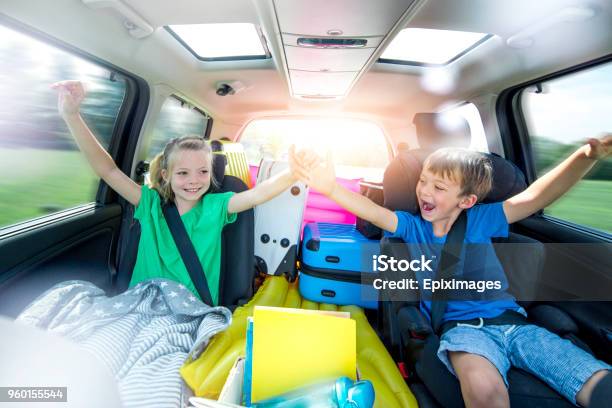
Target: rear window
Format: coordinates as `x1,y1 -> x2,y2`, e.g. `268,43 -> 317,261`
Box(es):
240,118 -> 390,181
441,103 -> 489,152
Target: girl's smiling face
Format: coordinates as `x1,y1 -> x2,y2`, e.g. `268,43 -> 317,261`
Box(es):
163,149 -> 212,206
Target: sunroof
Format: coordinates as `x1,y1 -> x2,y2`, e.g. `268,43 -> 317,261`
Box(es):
166,23 -> 269,61
379,28 -> 490,66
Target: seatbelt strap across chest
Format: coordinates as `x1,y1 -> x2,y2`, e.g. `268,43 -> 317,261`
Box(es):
162,201 -> 214,306
430,211 -> 467,334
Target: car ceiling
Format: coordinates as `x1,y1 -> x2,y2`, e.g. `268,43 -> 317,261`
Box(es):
2,0 -> 612,136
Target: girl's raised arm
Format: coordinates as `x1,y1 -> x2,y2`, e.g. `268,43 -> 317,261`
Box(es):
226,146 -> 314,214
52,81 -> 141,206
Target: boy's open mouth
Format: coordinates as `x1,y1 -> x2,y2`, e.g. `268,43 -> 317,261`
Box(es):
421,201 -> 436,213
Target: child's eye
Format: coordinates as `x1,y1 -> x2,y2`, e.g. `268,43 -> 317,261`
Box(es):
435,185 -> 445,191
200,170 -> 208,174
177,171 -> 187,176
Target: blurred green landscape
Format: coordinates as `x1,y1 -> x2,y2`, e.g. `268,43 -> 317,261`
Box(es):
0,149 -> 99,227
545,179 -> 612,232
532,136 -> 612,233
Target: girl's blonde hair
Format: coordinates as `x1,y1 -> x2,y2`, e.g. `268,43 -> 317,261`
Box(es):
149,135 -> 218,202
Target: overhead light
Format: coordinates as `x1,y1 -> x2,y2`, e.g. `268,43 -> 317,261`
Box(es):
507,6 -> 596,49
380,28 -> 490,65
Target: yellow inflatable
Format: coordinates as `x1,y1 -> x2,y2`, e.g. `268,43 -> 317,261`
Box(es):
180,276 -> 418,407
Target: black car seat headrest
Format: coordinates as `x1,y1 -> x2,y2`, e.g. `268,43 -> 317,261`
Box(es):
382,111 -> 526,213
210,139 -> 227,188
413,112 -> 471,149
383,150 -> 527,214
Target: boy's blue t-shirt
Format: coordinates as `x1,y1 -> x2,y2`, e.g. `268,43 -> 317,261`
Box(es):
387,202 -> 521,323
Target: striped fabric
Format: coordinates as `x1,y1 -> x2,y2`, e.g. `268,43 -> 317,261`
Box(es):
219,141 -> 251,188
17,279 -> 231,408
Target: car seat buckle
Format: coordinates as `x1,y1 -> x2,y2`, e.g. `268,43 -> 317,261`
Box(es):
397,362 -> 409,379
409,330 -> 427,340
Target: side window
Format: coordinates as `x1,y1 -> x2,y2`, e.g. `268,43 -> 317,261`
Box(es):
0,24 -> 126,229
145,96 -> 210,161
521,62 -> 612,234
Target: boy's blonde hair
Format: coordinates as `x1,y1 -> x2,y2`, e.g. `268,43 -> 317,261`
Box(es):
149,135 -> 217,202
423,147 -> 493,202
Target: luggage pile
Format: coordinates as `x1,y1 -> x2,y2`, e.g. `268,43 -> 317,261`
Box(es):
181,276 -> 417,408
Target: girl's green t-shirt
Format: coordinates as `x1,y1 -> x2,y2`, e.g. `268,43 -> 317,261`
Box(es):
129,185 -> 236,305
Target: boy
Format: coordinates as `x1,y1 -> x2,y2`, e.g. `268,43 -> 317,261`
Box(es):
297,136 -> 611,407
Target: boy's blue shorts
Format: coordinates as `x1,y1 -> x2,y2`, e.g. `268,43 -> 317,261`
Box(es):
438,323 -> 611,404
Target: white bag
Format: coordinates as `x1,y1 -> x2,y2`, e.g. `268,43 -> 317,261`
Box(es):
254,160 -> 308,278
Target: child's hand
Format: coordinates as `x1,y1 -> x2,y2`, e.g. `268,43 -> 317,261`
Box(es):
299,151 -> 338,196
51,80 -> 85,118
288,145 -> 319,182
584,134 -> 612,160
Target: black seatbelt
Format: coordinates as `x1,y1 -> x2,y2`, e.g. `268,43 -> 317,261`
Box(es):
430,211 -> 467,334
162,201 -> 214,306
115,201 -> 140,295
379,237 -> 421,363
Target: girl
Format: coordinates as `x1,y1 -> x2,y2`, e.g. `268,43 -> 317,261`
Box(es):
52,80 -> 314,305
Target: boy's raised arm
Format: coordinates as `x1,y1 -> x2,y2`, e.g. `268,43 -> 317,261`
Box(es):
503,134 -> 611,224
300,152 -> 399,233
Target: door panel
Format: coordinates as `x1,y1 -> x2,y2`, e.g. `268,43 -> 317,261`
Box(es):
0,204 -> 122,318
514,217 -> 612,300
514,216 -> 612,364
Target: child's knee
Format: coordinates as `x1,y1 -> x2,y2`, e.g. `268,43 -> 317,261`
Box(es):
461,370 -> 507,405
452,356 -> 508,408
578,369 -> 611,408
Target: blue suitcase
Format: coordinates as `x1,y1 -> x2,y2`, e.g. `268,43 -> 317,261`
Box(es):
299,222 -> 380,309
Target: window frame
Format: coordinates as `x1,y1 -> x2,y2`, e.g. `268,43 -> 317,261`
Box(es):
497,53 -> 612,240
0,14 -> 149,233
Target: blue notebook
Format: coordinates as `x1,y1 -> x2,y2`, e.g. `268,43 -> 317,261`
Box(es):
243,317 -> 254,407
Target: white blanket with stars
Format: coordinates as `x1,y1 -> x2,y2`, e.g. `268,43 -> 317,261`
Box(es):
17,279 -> 231,408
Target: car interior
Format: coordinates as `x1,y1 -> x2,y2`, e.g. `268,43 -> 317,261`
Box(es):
1,0 -> 611,407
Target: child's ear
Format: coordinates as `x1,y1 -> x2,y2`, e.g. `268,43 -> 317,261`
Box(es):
161,169 -> 169,183
458,194 -> 478,209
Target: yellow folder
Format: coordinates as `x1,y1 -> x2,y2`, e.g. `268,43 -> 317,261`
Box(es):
250,306 -> 357,403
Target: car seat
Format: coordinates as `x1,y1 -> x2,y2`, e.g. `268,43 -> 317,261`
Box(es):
115,142 -> 255,308
378,112 -> 583,408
